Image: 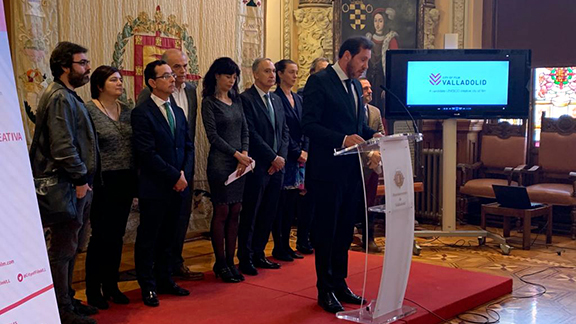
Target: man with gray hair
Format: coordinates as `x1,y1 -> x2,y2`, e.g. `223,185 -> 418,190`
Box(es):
297,57 -> 330,96
237,58 -> 289,276
137,48 -> 202,281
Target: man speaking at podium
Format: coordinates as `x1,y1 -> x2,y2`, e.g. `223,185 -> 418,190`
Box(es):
302,36 -> 379,313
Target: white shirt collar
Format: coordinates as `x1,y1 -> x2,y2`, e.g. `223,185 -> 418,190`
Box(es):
332,61 -> 349,82
150,93 -> 171,108
254,84 -> 270,98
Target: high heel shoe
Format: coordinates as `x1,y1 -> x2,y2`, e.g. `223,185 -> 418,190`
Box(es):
102,286 -> 130,305
228,265 -> 245,282
213,266 -> 241,283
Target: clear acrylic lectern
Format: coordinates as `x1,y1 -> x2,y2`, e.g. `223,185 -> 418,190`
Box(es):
333,133 -> 422,324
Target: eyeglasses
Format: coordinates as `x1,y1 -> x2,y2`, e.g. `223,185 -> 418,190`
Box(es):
72,60 -> 91,67
154,73 -> 177,80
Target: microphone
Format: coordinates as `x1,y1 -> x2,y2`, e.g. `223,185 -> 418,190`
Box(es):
379,84 -> 421,135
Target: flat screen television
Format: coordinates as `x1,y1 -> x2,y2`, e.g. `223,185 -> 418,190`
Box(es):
384,49 -> 532,120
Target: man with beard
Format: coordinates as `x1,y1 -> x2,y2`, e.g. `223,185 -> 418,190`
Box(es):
137,49 -> 203,281
302,36 -> 379,313
30,42 -> 99,324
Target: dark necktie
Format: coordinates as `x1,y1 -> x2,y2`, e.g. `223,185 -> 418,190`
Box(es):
163,102 -> 175,137
345,79 -> 356,114
263,93 -> 278,152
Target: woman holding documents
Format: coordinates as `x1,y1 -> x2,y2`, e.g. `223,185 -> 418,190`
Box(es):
202,57 -> 251,283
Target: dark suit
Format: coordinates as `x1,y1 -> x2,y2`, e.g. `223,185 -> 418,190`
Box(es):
137,83 -> 197,270
238,85 -> 289,263
131,97 -> 194,291
302,65 -> 375,293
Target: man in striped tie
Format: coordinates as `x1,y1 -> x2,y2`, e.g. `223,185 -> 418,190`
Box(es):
131,60 -> 194,307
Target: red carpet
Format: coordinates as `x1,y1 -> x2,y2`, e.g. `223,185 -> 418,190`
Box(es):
92,252 -> 511,324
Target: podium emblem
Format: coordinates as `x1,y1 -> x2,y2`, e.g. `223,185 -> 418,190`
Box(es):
394,170 -> 405,188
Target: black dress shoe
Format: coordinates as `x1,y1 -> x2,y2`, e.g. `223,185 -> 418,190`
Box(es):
318,291 -> 344,313
296,243 -> 314,255
157,283 -> 190,296
288,249 -> 304,259
335,288 -> 367,305
228,265 -> 245,281
142,290 -> 159,307
73,298 -> 99,316
272,251 -> 294,262
103,287 -> 130,305
254,257 -> 281,269
239,261 -> 258,276
86,292 -> 109,310
213,266 -> 241,283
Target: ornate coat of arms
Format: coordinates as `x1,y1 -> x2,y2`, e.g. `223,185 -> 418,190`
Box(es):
394,170 -> 405,188
111,6 -> 200,105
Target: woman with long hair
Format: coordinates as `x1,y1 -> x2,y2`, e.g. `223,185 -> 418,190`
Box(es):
85,66 -> 135,309
202,57 -> 251,283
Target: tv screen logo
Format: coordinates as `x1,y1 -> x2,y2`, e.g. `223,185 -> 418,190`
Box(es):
407,61 -> 509,106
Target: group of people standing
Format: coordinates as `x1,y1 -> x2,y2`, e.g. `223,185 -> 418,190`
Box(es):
30,35 -> 382,324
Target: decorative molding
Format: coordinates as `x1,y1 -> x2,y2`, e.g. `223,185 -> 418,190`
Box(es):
484,122 -> 526,139
294,6 -> 333,89
423,8 -> 440,49
453,0 -> 465,49
542,114 -> 576,136
283,0 -> 292,59
298,0 -> 332,7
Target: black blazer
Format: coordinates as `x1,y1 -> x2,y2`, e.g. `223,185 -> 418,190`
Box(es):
240,85 -> 289,170
301,65 -> 375,181
131,97 -> 194,199
274,88 -> 309,161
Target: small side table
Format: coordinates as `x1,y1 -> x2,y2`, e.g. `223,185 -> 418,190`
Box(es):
481,202 -> 552,250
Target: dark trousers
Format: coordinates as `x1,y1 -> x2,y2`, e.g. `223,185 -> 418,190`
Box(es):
310,174 -> 361,293
358,172 -> 379,243
273,189 -> 300,254
296,191 -> 315,247
85,170 -> 135,294
173,186 -> 193,269
135,192 -> 182,291
238,168 -> 283,262
48,189 -> 93,312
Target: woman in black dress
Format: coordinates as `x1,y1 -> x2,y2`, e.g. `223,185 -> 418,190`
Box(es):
85,66 -> 135,309
202,57 -> 251,283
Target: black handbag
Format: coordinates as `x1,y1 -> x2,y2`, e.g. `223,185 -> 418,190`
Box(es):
33,175 -> 77,227
30,92 -> 78,227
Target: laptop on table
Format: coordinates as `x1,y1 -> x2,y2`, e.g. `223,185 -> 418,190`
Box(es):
492,185 -> 543,209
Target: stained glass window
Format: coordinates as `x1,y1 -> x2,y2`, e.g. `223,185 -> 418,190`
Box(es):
533,67 -> 576,145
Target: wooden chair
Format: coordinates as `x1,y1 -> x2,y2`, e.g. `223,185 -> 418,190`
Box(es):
457,122 -> 527,220
525,114 -> 576,239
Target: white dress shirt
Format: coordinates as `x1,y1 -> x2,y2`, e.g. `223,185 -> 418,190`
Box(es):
332,62 -> 358,114
150,93 -> 176,126
172,83 -> 189,121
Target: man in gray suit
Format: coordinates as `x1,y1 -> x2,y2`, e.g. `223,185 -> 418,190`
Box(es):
137,48 -> 202,281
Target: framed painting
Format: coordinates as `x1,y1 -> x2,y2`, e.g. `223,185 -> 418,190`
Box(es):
334,0 -> 436,109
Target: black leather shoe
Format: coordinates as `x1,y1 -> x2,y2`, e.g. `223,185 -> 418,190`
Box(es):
229,265 -> 245,281
272,251 -> 294,262
86,292 -> 109,310
142,290 -> 159,307
157,283 -> 190,296
103,287 -> 130,305
296,243 -> 314,255
318,291 -> 344,313
214,266 -> 241,283
288,249 -> 304,259
239,261 -> 258,276
73,298 -> 99,316
253,257 -> 281,269
335,288 -> 367,305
